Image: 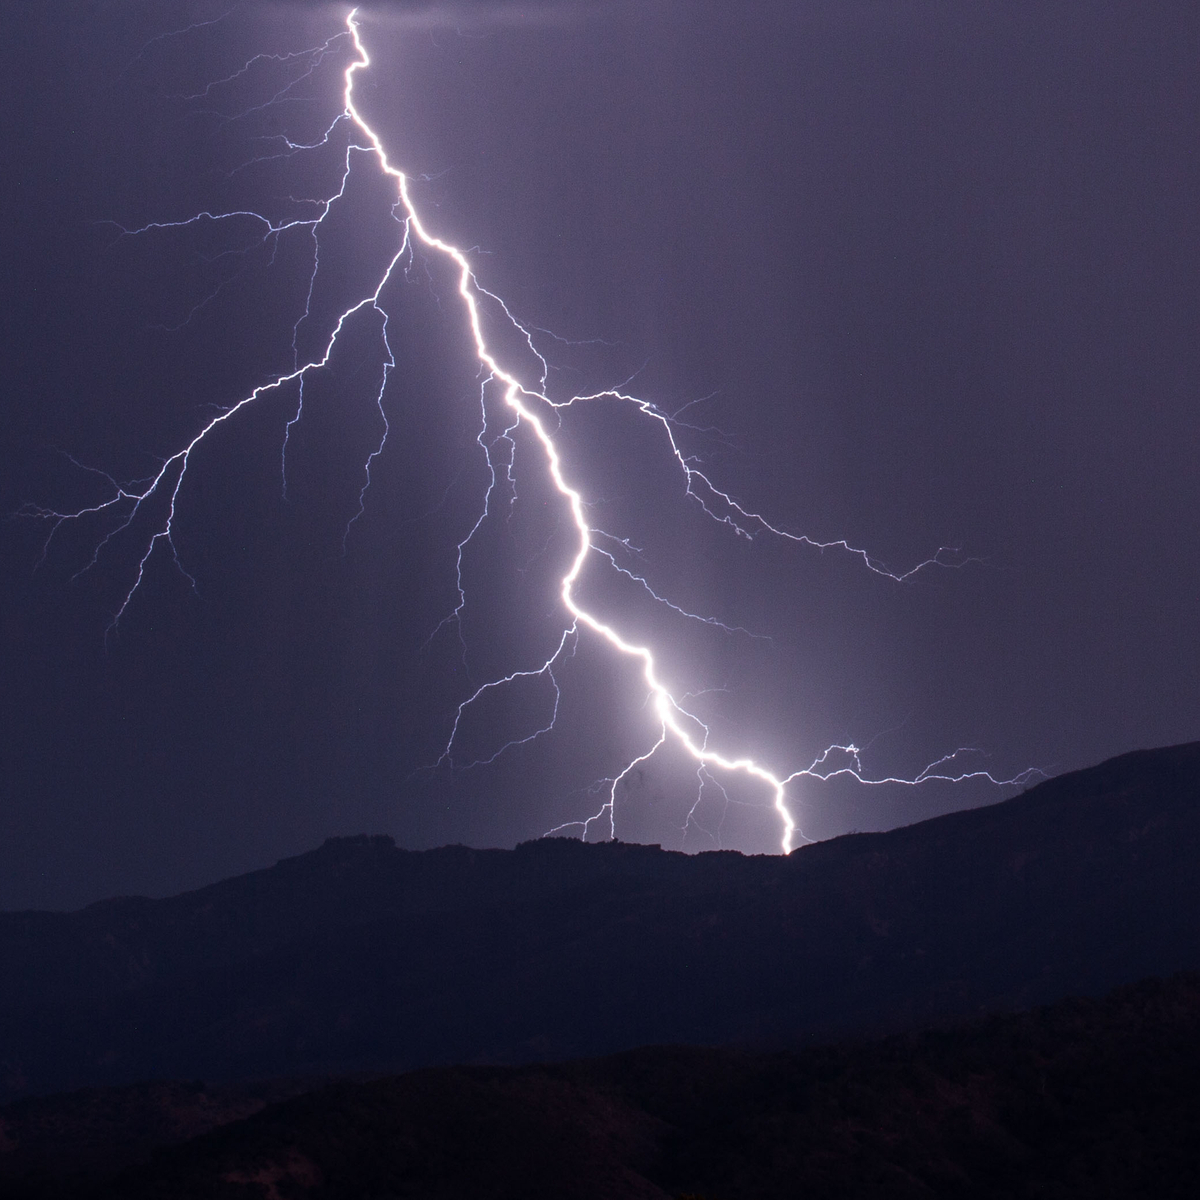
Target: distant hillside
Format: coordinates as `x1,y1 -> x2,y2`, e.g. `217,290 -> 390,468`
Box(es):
1,742 -> 1198,1101
4,973 -> 1200,1198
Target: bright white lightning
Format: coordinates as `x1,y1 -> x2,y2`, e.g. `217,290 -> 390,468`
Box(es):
25,10 -> 1039,853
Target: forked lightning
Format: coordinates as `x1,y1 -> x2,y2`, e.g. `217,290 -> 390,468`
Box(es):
26,10 -> 1038,852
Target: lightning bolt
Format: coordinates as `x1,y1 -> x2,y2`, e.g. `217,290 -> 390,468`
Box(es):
23,10 -> 1040,854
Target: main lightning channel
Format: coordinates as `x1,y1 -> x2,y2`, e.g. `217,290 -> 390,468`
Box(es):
334,12 -> 821,848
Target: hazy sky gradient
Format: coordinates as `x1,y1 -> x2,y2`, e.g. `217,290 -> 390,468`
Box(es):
2,0 -> 1197,909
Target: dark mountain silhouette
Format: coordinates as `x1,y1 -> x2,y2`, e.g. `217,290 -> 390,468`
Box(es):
4,972 -> 1200,1198
2,742 -> 1199,1104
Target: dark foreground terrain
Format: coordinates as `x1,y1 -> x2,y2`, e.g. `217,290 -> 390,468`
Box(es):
2,742 -> 1199,1102
3,972 -> 1200,1198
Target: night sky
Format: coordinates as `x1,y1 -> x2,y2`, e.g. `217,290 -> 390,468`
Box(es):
2,0 -> 1197,912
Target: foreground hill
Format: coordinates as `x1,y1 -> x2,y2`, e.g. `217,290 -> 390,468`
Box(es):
4,972 -> 1200,1198
2,742 -> 1199,1101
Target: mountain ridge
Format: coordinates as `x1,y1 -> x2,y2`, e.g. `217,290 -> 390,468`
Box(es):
2,741 -> 1198,1101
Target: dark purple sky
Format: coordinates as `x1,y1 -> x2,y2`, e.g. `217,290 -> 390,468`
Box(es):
2,0 -> 1197,911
